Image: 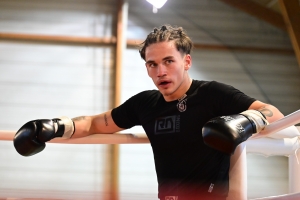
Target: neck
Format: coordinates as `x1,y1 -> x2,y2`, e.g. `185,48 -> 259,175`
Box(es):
164,76 -> 193,102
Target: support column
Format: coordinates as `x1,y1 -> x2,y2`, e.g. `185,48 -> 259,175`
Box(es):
108,0 -> 128,200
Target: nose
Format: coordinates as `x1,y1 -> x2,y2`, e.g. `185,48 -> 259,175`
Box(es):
157,64 -> 167,77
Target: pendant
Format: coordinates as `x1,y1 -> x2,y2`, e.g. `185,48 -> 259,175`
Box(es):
177,94 -> 187,112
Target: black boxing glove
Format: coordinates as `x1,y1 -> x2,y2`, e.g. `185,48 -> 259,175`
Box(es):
202,110 -> 268,155
14,116 -> 75,156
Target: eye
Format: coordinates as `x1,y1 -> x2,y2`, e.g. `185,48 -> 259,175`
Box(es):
165,59 -> 174,64
146,63 -> 157,68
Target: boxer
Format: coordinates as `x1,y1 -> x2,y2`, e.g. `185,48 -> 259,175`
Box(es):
14,24 -> 284,200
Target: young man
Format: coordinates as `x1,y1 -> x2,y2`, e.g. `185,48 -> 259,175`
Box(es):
14,25 -> 284,200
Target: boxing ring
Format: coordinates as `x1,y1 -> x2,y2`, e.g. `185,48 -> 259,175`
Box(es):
0,109 -> 300,200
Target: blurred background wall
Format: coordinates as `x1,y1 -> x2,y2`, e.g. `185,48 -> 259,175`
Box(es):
0,0 -> 299,199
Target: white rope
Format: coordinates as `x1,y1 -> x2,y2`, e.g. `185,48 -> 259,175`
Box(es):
0,130 -> 149,144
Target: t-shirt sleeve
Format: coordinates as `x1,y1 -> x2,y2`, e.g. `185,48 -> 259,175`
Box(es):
206,81 -> 256,115
111,92 -> 143,129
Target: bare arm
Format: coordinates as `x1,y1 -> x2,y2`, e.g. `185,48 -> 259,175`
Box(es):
248,100 -> 284,123
71,110 -> 125,138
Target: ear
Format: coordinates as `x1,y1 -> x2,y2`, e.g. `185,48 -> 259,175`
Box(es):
184,54 -> 192,70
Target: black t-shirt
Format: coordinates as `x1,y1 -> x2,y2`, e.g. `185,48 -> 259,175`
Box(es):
111,80 -> 256,199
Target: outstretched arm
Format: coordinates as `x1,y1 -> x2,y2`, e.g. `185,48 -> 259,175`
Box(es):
71,110 -> 125,138
14,110 -> 125,156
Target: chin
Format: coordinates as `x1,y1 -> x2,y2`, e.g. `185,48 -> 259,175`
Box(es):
160,90 -> 173,97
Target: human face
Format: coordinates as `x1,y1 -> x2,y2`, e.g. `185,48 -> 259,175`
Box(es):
145,41 -> 192,102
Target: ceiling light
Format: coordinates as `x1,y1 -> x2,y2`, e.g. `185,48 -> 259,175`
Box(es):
146,0 -> 167,13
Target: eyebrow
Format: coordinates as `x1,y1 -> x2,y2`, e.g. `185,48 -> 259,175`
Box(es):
146,56 -> 175,64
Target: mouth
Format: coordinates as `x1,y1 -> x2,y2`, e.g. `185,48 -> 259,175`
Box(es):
158,80 -> 171,87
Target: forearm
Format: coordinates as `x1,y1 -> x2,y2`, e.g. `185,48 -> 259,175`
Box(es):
71,111 -> 124,138
249,101 -> 284,123
257,104 -> 284,123
71,116 -> 94,138
247,101 -> 298,139
71,115 -> 108,138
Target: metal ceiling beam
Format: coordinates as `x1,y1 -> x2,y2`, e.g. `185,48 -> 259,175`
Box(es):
278,0 -> 300,67
219,0 -> 287,31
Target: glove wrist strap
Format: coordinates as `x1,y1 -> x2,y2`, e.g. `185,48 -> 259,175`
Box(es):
53,117 -> 75,138
59,116 -> 75,138
241,110 -> 269,133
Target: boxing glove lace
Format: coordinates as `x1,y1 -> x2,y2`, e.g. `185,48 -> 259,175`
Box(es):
14,116 -> 75,156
